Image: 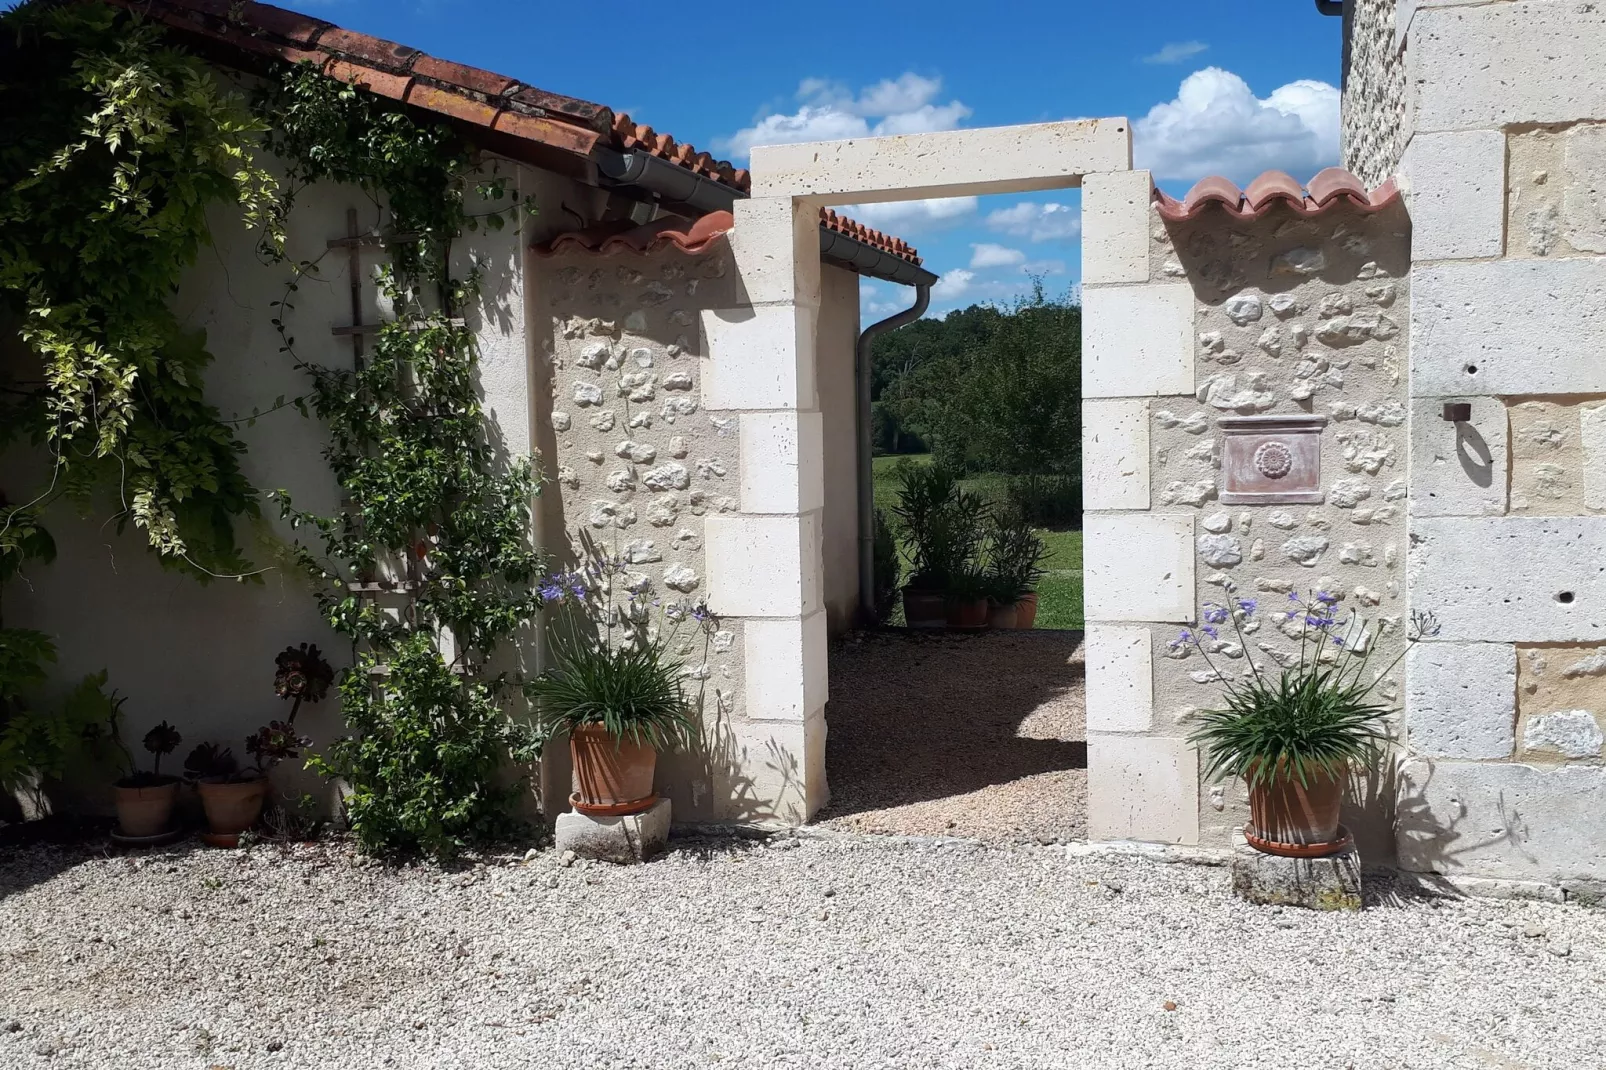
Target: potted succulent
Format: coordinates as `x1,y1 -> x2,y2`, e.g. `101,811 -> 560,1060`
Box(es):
112,719 -> 182,839
983,515 -> 1048,630
272,643 -> 334,724
186,741 -> 266,848
525,561 -> 699,816
1178,587 -> 1436,856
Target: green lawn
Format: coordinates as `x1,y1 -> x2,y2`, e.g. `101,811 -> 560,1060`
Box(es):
871,453 -> 1084,631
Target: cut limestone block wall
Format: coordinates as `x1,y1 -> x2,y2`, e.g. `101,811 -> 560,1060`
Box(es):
1380,0 -> 1606,887
1081,168 -> 1203,847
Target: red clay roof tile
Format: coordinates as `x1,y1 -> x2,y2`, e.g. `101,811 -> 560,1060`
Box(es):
537,212 -> 738,258
103,0 -> 921,268
1153,169 -> 1401,222
410,55 -> 518,100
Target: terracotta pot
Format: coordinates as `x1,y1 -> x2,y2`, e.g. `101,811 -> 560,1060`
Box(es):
197,776 -> 267,848
1245,760 -> 1347,856
113,778 -> 180,838
902,587 -> 947,630
569,724 -> 657,816
1015,592 -> 1039,630
945,597 -> 990,630
987,601 -> 1020,630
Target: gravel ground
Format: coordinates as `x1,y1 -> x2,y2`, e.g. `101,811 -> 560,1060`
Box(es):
819,630 -> 1086,842
4,835 -> 1604,1070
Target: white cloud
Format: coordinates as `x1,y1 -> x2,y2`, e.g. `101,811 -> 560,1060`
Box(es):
841,195 -> 979,234
931,269 -> 976,302
984,201 -> 1081,242
1143,41 -> 1208,65
1134,67 -> 1339,184
969,243 -> 1026,269
717,72 -> 973,159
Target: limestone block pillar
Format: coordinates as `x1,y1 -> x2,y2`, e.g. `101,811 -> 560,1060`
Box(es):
1396,0 -> 1606,882
701,195 -> 830,823
1081,169 -> 1201,846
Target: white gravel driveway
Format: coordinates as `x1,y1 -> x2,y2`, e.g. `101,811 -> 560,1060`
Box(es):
2,835 -> 1604,1070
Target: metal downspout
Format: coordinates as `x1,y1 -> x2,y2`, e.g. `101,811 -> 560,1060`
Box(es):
854,283 -> 931,627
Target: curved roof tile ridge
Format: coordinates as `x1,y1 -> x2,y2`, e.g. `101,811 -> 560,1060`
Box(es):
1152,168 -> 1401,222
536,211 -> 737,257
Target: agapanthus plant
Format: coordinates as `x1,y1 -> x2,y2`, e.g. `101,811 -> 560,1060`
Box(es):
523,541 -> 714,751
1177,580 -> 1439,791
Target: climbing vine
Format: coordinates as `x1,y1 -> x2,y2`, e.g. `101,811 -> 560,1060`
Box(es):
258,65 -> 546,861
0,2 -> 275,578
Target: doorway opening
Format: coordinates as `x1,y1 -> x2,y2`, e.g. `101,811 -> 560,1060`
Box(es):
817,188 -> 1089,843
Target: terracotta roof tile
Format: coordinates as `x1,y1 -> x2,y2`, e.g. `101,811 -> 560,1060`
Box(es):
410,55 -> 518,100
820,209 -> 922,266
1154,168 -> 1401,222
537,212 -> 737,257
103,0 -> 921,269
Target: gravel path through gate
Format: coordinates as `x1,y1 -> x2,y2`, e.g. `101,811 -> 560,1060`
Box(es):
2,836 -> 1604,1069
818,630 -> 1087,843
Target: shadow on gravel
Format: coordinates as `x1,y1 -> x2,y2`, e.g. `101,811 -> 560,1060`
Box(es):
818,630 -> 1087,841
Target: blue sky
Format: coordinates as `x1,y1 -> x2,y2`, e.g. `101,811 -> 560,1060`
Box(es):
14,0 -> 1345,317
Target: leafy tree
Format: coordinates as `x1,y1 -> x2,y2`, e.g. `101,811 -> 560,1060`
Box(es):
872,281 -> 1081,480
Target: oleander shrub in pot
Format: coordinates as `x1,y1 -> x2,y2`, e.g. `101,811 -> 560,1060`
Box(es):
893,465 -> 990,629
871,508 -> 900,626
983,514 -> 1048,630
113,720 -> 182,838
1179,587 -> 1438,857
525,559 -> 701,816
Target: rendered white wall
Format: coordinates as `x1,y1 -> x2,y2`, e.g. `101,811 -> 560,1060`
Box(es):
817,264 -> 863,634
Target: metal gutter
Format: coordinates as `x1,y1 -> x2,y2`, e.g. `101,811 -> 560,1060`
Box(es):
854,283 -> 931,626
593,146 -> 940,288
1314,0 -> 1344,14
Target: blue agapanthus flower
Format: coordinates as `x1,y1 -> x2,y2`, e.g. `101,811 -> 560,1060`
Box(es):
1202,625 -> 1219,639
1203,604 -> 1230,625
1237,598 -> 1257,614
1316,591 -> 1339,605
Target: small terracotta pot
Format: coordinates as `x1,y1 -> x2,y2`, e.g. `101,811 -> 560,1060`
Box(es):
197,776 -> 267,848
945,597 -> 990,630
987,601 -> 1020,630
902,587 -> 947,630
570,724 -> 657,816
1245,760 -> 1347,855
1015,592 -> 1039,630
113,778 -> 180,838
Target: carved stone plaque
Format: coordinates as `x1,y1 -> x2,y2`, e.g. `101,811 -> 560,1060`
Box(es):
1217,414 -> 1328,505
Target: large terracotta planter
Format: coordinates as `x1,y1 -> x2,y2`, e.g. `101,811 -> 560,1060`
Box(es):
945,597 -> 989,630
901,587 -> 947,630
113,778 -> 180,838
1244,760 -> 1348,857
987,601 -> 1020,630
570,724 -> 657,816
1015,593 -> 1039,630
197,776 -> 267,848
